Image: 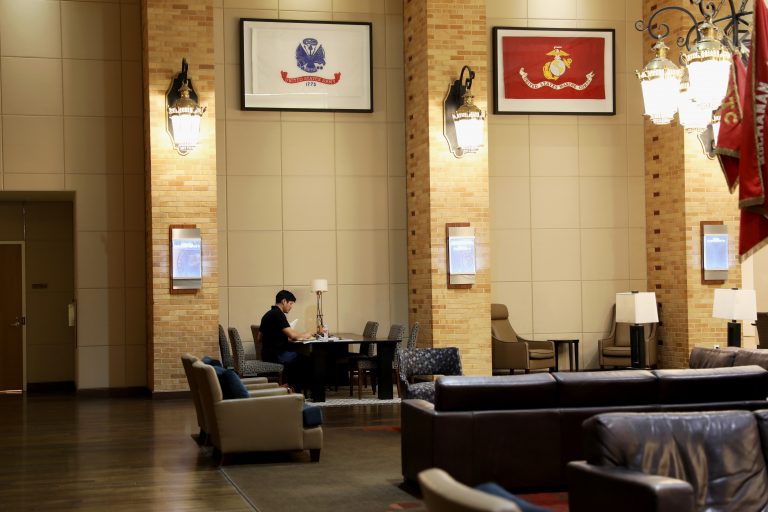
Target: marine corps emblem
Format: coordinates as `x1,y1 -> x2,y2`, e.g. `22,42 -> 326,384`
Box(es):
519,45 -> 595,91
542,46 -> 572,81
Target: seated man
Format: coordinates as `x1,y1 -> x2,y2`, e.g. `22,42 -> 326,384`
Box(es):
258,290 -> 314,392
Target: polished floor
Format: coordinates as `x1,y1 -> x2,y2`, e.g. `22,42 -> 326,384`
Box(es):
0,391 -> 400,511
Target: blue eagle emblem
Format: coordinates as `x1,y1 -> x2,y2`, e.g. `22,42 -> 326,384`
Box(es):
296,37 -> 326,73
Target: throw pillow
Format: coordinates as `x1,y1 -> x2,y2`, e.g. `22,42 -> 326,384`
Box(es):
302,404 -> 324,428
475,482 -> 551,512
212,366 -> 249,399
202,356 -> 222,367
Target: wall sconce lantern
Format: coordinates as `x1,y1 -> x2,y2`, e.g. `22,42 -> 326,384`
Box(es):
166,58 -> 206,156
444,65 -> 486,158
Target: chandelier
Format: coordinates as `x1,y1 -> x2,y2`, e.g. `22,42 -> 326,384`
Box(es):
635,0 -> 751,134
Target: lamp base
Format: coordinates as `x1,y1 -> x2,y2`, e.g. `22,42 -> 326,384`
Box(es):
727,321 -> 741,348
630,324 -> 646,369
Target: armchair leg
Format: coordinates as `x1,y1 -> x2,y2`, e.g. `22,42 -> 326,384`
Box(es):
358,369 -> 363,400
277,370 -> 283,386
524,369 -> 530,374
310,449 -> 321,462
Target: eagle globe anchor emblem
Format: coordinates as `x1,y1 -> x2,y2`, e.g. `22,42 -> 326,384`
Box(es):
542,46 -> 572,81
519,45 -> 595,91
296,37 -> 325,73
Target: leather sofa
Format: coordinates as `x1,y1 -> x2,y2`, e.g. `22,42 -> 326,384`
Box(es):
689,345 -> 768,370
401,366 -> 768,491
568,410 -> 768,511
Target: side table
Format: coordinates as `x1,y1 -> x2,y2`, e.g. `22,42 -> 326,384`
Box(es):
549,339 -> 579,372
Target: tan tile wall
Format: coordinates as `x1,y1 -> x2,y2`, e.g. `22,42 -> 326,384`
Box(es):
0,0 -> 146,389
215,0 -> 408,340
144,0 -> 219,392
488,0 -> 648,370
404,0 -> 491,375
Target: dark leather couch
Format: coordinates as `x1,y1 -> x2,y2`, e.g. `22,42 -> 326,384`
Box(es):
689,346 -> 768,370
568,410 -> 768,511
401,366 -> 768,491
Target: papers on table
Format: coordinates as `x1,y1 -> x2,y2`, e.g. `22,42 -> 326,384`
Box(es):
289,318 -> 298,329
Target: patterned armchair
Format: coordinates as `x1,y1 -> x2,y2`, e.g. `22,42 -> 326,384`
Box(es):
228,327 -> 284,383
398,347 -> 463,403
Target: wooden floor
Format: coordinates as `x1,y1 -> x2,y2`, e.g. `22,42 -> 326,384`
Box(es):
0,391 -> 401,511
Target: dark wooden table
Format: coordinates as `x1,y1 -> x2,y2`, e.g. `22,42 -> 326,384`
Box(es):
550,338 -> 579,372
290,333 -> 400,402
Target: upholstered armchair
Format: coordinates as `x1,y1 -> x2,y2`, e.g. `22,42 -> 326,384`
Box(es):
191,360 -> 323,462
491,303 -> 555,374
598,304 -> 658,368
398,347 -> 462,402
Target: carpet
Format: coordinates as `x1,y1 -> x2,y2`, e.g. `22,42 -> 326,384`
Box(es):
221,425 -> 420,512
307,385 -> 401,408
220,422 -> 569,512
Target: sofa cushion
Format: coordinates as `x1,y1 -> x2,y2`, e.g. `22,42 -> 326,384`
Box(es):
654,366 -> 768,404
212,365 -> 249,399
733,349 -> 768,371
583,411 -> 768,511
302,404 -> 324,428
554,370 -> 657,407
434,374 -> 557,412
688,347 -> 736,368
475,482 -> 551,512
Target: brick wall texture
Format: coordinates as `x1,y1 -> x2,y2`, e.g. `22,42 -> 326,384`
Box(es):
642,0 -> 741,368
404,0 -> 491,374
143,0 -> 218,391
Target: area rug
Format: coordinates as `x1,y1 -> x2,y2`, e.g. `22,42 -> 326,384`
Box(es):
308,386 -> 401,408
220,425 -> 420,512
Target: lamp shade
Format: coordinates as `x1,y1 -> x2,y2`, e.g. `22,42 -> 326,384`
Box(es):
712,288 -> 757,321
616,292 -> 659,324
311,278 -> 328,293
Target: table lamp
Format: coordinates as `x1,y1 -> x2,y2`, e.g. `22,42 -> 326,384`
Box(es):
311,278 -> 328,335
712,288 -> 757,347
616,291 -> 658,368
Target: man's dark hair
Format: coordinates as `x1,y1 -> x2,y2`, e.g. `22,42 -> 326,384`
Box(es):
276,290 -> 296,304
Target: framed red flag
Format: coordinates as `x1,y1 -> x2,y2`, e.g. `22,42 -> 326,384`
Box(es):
493,27 -> 615,115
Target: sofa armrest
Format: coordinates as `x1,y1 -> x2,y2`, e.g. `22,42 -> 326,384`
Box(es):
247,387 -> 290,397
567,461 -> 694,512
526,340 -> 554,351
241,376 -> 269,385
492,337 -> 528,368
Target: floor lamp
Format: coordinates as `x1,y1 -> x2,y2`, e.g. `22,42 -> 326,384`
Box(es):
616,291 -> 658,369
713,288 -> 757,348
311,278 -> 328,335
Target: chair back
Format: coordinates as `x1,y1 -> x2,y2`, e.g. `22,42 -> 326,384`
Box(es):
408,322 -> 420,349
611,303 -> 656,347
399,347 -> 463,383
418,468 -> 522,512
218,324 -> 234,368
250,324 -> 262,359
387,324 -> 406,368
360,321 -> 379,356
191,360 -> 222,443
491,303 -> 519,342
181,353 -> 205,431
227,327 -> 246,376
757,312 -> 768,349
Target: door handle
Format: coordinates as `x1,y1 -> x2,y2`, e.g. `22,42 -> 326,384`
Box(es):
9,317 -> 21,328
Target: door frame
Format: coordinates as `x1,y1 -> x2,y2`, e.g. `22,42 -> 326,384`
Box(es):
1,241 -> 26,391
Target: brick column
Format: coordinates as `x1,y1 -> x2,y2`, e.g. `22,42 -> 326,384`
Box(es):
404,0 -> 491,374
142,0 -> 218,391
642,0 -> 741,368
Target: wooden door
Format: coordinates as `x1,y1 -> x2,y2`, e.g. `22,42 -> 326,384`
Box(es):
0,244 -> 23,391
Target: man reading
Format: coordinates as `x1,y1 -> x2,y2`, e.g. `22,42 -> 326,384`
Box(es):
258,290 -> 314,392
